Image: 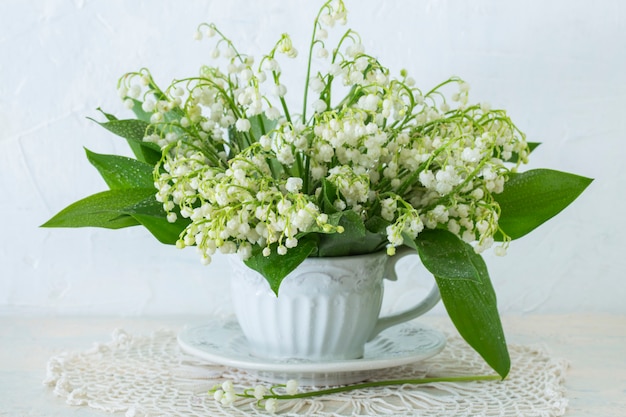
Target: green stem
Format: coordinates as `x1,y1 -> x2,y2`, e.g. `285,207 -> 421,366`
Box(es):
272,71 -> 292,124
303,154 -> 311,194
265,374 -> 501,400
424,77 -> 462,98
302,3 -> 329,123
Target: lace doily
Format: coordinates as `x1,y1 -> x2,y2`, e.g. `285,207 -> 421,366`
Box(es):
44,325 -> 569,417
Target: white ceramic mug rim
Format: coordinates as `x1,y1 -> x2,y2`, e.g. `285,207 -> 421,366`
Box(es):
294,249 -> 389,263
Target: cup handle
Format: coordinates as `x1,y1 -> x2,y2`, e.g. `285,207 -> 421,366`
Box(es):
368,246 -> 441,341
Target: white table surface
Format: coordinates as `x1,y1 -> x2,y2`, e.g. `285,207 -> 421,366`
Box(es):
1,314 -> 624,416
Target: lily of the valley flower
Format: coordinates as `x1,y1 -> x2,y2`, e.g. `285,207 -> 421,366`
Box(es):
117,0 -> 527,267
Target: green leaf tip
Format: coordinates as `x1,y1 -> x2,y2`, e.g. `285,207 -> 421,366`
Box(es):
244,236 -> 319,295
496,169 -> 593,240
88,114 -> 162,165
85,148 -> 155,190
41,188 -> 156,229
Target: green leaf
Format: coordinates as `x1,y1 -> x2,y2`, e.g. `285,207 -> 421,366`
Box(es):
131,142 -> 161,165
127,98 -> 152,122
319,179 -> 339,214
317,211 -> 387,256
89,117 -> 162,165
506,141 -> 540,163
527,141 -> 541,153
249,113 -> 278,142
364,215 -> 390,234
41,188 -> 156,229
495,169 -> 593,240
244,236 -> 319,295
415,229 -> 510,378
122,196 -> 190,244
92,117 -> 151,142
96,107 -> 118,121
130,213 -> 188,244
434,271 -> 510,378
226,127 -> 247,158
85,148 -> 154,190
415,229 -> 484,282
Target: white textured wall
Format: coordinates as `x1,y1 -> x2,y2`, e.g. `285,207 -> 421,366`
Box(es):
1,0 -> 623,315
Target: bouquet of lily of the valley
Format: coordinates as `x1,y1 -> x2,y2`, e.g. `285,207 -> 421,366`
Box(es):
43,0 -> 591,378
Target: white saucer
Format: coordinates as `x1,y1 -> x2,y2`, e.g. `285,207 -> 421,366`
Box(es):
178,319 -> 446,386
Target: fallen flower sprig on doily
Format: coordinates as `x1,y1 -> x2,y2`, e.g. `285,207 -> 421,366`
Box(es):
210,375 -> 501,413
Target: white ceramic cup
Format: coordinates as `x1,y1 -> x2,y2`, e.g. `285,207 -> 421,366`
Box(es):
229,247 -> 441,361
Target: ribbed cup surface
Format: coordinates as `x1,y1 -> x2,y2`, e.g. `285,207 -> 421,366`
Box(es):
230,253 -> 387,361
